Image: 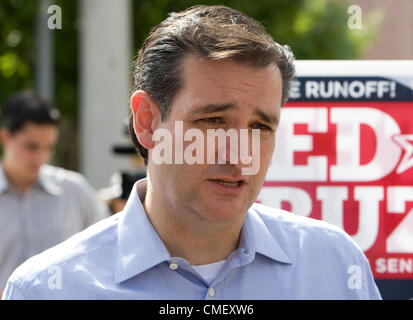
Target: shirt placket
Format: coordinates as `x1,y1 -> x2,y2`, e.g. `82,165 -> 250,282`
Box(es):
167,257 -> 206,284
203,247 -> 255,300
19,191 -> 32,259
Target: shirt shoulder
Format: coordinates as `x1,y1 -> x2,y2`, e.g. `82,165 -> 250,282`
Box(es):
41,165 -> 91,190
251,202 -> 366,264
4,213 -> 120,299
252,202 -> 352,234
250,203 -> 381,299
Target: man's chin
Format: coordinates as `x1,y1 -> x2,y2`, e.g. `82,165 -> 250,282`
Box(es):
199,200 -> 249,223
24,167 -> 41,180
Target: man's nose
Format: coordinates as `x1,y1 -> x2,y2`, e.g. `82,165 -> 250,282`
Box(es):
215,128 -> 252,166
215,127 -> 261,176
35,149 -> 52,165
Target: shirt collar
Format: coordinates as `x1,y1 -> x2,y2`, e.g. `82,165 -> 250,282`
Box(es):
242,206 -> 293,264
37,165 -> 62,196
0,163 -> 61,195
115,179 -> 292,283
0,165 -> 9,193
115,178 -> 171,283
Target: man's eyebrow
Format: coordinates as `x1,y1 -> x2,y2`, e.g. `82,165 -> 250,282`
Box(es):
254,109 -> 280,126
191,103 -> 236,114
191,103 -> 279,125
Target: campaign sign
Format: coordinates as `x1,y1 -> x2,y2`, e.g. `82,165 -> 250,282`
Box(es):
259,61 -> 413,279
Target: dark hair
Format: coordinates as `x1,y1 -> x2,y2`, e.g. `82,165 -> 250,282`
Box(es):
1,90 -> 60,135
128,5 -> 295,164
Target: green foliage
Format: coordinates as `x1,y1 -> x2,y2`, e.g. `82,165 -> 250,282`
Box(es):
0,0 -> 380,118
0,0 -> 37,107
0,0 -> 380,167
0,0 -> 78,119
132,0 -> 380,60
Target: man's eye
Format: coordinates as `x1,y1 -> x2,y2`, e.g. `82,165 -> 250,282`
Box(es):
25,144 -> 38,151
252,123 -> 273,131
200,117 -> 222,123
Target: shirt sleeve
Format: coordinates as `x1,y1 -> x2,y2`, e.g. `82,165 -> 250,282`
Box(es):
360,254 -> 383,300
2,281 -> 27,300
343,231 -> 383,300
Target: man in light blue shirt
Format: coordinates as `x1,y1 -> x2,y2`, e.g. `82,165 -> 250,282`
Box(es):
3,5 -> 381,300
3,178 -> 380,299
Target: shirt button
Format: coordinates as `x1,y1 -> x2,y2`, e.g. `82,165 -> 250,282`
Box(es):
208,288 -> 215,297
169,263 -> 178,270
241,248 -> 249,256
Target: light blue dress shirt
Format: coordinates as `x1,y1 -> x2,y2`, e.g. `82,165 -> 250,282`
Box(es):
2,179 -> 381,300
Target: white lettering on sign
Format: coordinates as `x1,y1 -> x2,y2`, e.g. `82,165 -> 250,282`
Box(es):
259,184 -> 413,254
262,106 -> 413,261
258,186 -> 383,251
376,258 -> 413,274
270,107 -> 402,182
386,187 -> 413,253
352,187 -> 383,251
304,80 -> 396,99
317,186 -> 348,229
259,187 -> 312,217
290,80 -> 301,99
330,108 -> 401,181
268,108 -> 328,181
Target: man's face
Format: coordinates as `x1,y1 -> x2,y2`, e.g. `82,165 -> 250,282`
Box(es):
1,122 -> 58,181
148,55 -> 282,225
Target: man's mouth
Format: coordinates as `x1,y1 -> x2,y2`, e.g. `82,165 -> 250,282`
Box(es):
207,177 -> 246,195
210,179 -> 242,187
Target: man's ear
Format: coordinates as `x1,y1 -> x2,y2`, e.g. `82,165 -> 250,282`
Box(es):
130,90 -> 160,150
0,128 -> 10,148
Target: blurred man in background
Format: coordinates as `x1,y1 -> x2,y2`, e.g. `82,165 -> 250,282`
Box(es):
0,90 -> 109,294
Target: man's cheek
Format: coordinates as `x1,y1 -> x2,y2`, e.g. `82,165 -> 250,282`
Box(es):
260,140 -> 273,165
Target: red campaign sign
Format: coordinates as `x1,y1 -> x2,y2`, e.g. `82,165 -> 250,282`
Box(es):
259,101 -> 413,279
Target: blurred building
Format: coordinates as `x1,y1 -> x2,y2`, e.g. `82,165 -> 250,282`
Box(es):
355,0 -> 413,59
